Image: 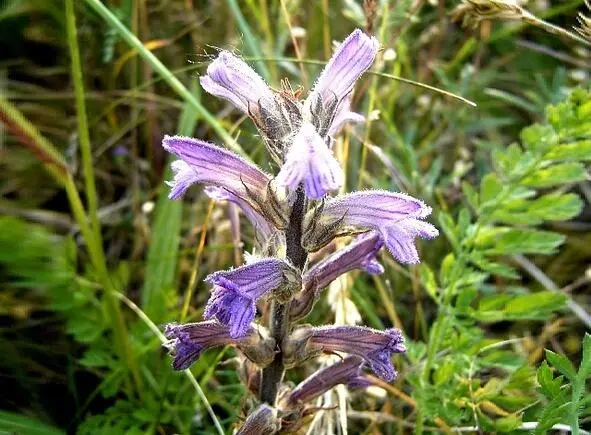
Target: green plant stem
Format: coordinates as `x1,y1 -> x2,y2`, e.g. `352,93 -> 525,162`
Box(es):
227,0 -> 271,80
65,0 -> 101,247
0,97 -> 68,182
522,11 -> 591,47
570,374 -> 584,435
357,1 -> 390,190
83,0 -> 243,155
66,1 -> 143,396
255,0 -> 277,81
64,173 -> 144,399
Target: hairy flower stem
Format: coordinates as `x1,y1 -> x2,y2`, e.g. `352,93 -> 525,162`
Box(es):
260,188 -> 308,404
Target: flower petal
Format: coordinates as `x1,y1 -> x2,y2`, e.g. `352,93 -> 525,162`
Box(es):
292,232 -> 383,320
236,404 -> 279,435
166,160 -> 198,200
276,122 -> 344,199
322,190 -> 429,223
304,232 -> 383,292
164,321 -> 253,370
205,258 -> 291,297
200,51 -> 275,114
328,93 -> 365,137
305,29 -> 378,135
307,326 -> 405,381
162,135 -> 270,200
384,219 -> 439,264
205,186 -> 275,240
204,258 -> 297,338
315,190 -> 437,264
286,356 -> 368,405
203,287 -> 257,339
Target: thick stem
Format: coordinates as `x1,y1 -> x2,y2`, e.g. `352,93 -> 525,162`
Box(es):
260,188 -> 308,405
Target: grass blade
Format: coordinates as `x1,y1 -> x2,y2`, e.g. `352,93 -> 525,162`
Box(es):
141,85 -> 201,323
114,292 -> 225,435
226,0 -> 271,80
66,0 -> 101,245
84,0 -> 244,155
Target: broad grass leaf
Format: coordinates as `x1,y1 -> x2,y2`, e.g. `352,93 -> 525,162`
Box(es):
141,87 -> 201,323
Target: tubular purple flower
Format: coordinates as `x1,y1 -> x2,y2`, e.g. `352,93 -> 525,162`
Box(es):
304,232 -> 384,291
314,190 -> 439,264
275,122 -> 344,199
162,135 -> 271,201
204,186 -> 274,241
286,356 -> 369,406
274,29 -> 378,199
305,29 -> 379,137
204,258 -> 299,338
308,29 -> 379,109
164,321 -> 257,370
291,232 -> 384,320
199,51 -> 275,114
327,94 -> 366,137
306,326 -> 406,382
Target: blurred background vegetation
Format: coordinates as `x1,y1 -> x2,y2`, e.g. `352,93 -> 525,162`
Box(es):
0,0 -> 590,433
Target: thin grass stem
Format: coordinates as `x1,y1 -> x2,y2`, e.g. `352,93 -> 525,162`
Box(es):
180,200 -> 215,322
114,292 -> 225,435
226,0 -> 271,80
83,0 -> 243,155
65,0 -> 102,246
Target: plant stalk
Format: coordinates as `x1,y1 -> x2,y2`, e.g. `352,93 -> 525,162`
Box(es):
65,0 -> 102,246
260,188 -> 308,405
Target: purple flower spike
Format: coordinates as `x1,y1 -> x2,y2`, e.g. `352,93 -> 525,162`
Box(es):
286,356 -> 369,406
276,122 -> 344,199
200,51 -> 275,114
305,29 -> 379,137
319,190 -> 439,264
162,135 -> 271,200
204,258 -> 297,338
164,321 -> 256,370
204,186 -> 274,240
308,326 -> 406,381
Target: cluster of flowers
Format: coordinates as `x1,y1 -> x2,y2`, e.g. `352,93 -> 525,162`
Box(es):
162,29 -> 438,433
